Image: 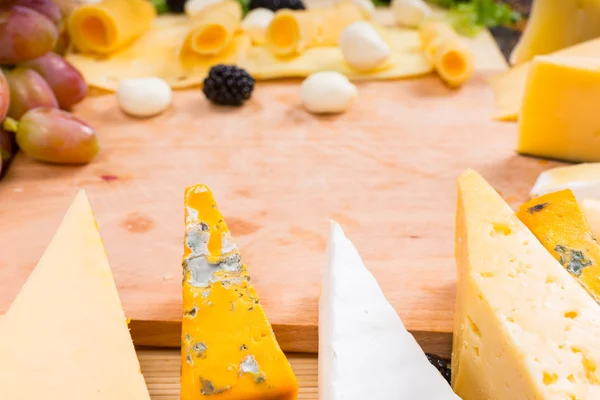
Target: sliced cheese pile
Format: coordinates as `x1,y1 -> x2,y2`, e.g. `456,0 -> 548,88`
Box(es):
181,185 -> 298,400
419,21 -> 474,87
530,163 -> 600,200
489,38 -> 600,121
320,221 -> 460,399
510,0 -> 600,65
517,189 -> 600,303
518,55 -> 600,162
182,0 -> 242,57
0,191 -> 151,399
66,15 -> 250,90
454,169 -> 600,399
68,0 -> 156,55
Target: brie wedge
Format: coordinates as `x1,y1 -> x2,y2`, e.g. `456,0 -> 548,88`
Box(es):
319,221 -> 460,400
531,163 -> 600,201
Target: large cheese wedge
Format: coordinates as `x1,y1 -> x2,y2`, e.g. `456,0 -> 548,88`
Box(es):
181,0 -> 242,57
0,190 -> 150,399
453,169 -> 600,399
66,15 -> 250,91
510,0 -> 600,65
489,38 -> 600,121
266,1 -> 366,56
518,55 -> 600,162
181,185 -> 298,400
517,189 -> 600,303
320,221 -> 460,400
68,0 -> 156,55
530,163 -> 600,200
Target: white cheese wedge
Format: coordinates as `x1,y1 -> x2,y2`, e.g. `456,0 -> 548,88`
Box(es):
0,190 -> 151,399
582,198 -> 600,239
454,169 -> 600,399
531,163 -> 600,201
319,221 -> 460,400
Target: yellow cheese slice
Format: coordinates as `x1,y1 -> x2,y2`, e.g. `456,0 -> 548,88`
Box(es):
0,190 -> 150,399
182,0 -> 242,57
489,38 -> 600,121
66,15 -> 250,91
68,0 -> 156,55
454,169 -> 600,399
518,55 -> 600,162
181,185 -> 298,400
266,1 -> 366,56
247,26 -> 432,80
510,0 -> 600,65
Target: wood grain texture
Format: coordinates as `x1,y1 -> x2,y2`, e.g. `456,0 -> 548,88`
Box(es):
139,349 -> 318,399
0,25 -> 545,357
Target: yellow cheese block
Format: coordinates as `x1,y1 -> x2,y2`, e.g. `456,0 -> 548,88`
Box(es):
182,0 -> 242,56
510,0 -> 600,65
0,191 -> 150,399
66,15 -> 250,91
266,1 -> 366,56
453,169 -> 600,399
489,38 -> 600,121
419,21 -> 474,88
68,0 -> 156,55
181,185 -> 298,400
582,198 -> 600,238
517,189 -> 600,303
247,26 -> 432,80
518,55 -> 600,162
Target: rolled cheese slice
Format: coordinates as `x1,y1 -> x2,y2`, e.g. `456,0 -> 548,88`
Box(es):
266,1 -> 366,56
68,0 -> 156,55
182,0 -> 242,56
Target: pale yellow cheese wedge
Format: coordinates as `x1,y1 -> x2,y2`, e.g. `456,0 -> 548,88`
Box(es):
518,55 -> 600,162
66,15 -> 250,91
0,190 -> 151,399
582,198 -> 600,238
454,169 -> 600,399
182,0 -> 242,57
68,0 -> 156,55
266,1 -> 366,56
510,0 -> 600,65
530,163 -> 600,200
247,26 -> 432,80
489,38 -> 600,122
419,21 -> 474,87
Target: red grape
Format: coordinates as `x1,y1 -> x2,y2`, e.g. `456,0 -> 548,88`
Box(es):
23,53 -> 87,110
12,0 -> 62,25
0,69 -> 8,121
6,67 -> 59,120
17,107 -> 99,164
0,6 -> 58,64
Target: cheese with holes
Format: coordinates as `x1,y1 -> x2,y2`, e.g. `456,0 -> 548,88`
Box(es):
518,55 -> 600,162
320,221 -> 460,400
530,163 -> 600,200
517,189 -> 600,303
181,185 -> 298,400
0,190 -> 150,399
453,169 -> 600,399
510,0 -> 600,65
490,38 -> 600,121
68,0 -> 156,55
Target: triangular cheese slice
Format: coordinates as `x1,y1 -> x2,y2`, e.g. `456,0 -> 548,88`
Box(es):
0,190 -> 150,399
319,221 -> 459,400
453,170 -> 600,399
181,185 -> 298,400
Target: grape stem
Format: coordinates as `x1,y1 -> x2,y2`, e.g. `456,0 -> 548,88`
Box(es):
3,117 -> 19,133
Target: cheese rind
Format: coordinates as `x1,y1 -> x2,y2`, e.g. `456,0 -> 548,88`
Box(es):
518,55 -> 600,162
0,190 -> 151,399
531,163 -> 600,200
320,221 -> 460,400
453,170 -> 600,399
181,184 -> 298,400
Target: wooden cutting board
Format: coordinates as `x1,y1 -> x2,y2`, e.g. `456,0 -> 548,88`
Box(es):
0,30 -> 557,358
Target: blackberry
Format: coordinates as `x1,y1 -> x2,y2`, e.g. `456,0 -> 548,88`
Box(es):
249,0 -> 305,12
202,65 -> 255,106
166,0 -> 187,13
426,353 -> 452,384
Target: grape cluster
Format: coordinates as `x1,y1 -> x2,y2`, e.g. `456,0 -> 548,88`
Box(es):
0,0 -> 98,178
